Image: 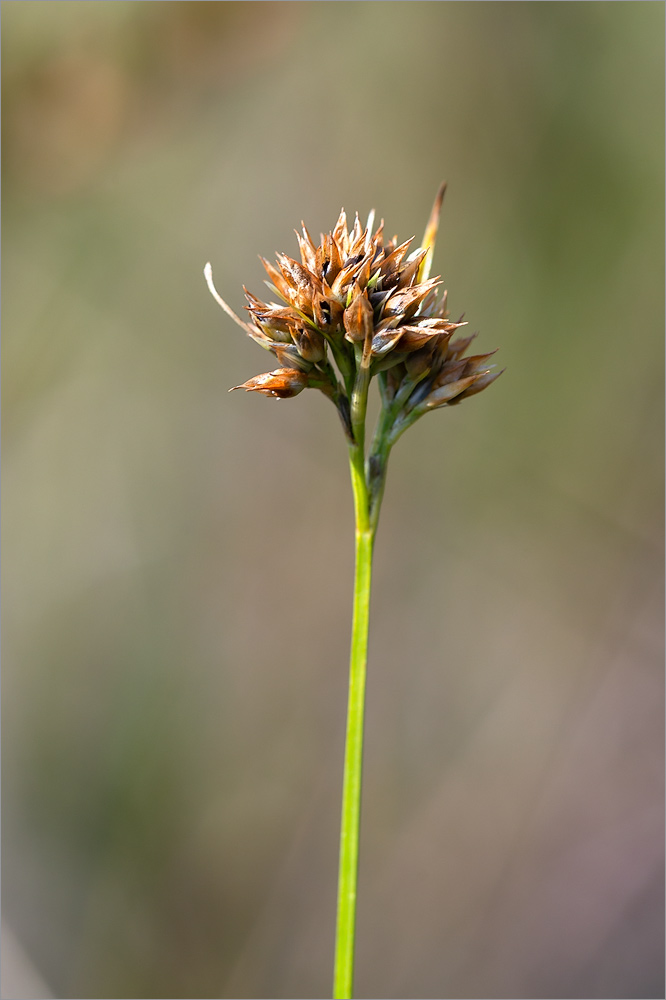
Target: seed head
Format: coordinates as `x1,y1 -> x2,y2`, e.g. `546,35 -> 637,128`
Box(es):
205,186 -> 502,437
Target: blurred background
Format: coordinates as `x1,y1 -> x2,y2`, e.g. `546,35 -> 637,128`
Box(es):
2,3 -> 664,998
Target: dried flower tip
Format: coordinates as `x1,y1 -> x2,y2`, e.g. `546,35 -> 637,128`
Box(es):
229,368 -> 309,398
204,263 -> 256,335
417,181 -> 447,284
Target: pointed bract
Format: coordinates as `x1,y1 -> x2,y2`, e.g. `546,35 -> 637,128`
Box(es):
417,181 -> 447,284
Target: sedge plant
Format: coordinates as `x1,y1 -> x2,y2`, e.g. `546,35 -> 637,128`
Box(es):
204,184 -> 501,1000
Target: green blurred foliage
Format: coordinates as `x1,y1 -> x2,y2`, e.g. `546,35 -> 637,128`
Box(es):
2,3 -> 663,998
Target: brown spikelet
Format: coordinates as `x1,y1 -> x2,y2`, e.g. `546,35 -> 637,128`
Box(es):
229,368 -> 310,398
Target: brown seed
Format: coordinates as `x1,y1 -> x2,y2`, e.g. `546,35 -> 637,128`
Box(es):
293,326 -> 325,364
313,290 -> 343,331
343,287 -> 374,345
229,368 -> 310,398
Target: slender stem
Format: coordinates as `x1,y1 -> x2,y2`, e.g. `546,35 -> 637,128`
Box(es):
334,443 -> 374,1000
348,443 -> 370,534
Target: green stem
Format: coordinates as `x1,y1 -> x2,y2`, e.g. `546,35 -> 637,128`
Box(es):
334,443 -> 374,1000
350,354 -> 371,452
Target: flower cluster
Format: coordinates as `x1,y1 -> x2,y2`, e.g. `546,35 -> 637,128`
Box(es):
205,186 -> 501,442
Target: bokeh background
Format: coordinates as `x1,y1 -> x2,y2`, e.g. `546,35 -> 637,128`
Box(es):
2,3 -> 664,998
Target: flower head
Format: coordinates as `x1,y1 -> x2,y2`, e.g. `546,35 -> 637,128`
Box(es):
205,185 -> 501,441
